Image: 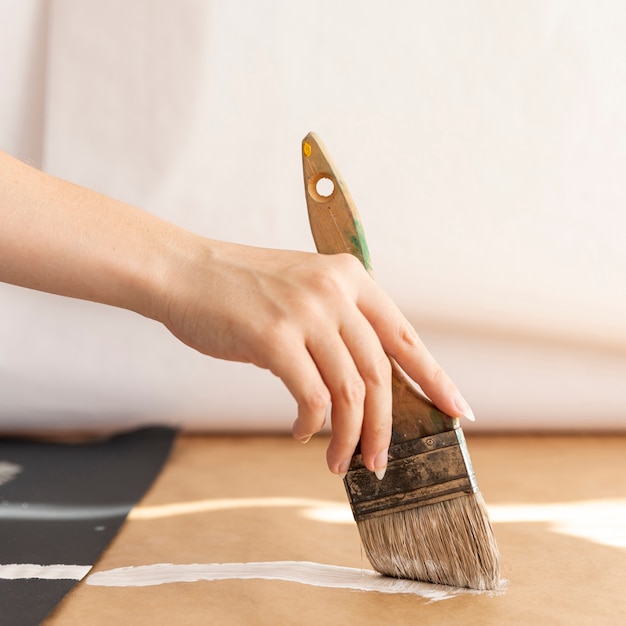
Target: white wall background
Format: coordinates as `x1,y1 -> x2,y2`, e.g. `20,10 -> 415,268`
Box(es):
1,0 -> 625,433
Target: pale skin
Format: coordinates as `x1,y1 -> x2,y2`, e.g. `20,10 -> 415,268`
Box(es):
0,149 -> 474,478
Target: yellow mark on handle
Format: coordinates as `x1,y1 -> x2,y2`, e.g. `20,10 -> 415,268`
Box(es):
303,142 -> 312,157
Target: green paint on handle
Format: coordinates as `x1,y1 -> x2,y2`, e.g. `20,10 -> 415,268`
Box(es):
350,220 -> 373,271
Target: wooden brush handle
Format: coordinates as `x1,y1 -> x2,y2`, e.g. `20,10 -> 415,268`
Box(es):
302,132 -> 457,442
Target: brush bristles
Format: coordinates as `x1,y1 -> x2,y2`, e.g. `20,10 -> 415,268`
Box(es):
356,492 -> 500,590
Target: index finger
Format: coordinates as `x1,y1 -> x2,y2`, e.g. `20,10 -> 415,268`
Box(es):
357,280 -> 475,422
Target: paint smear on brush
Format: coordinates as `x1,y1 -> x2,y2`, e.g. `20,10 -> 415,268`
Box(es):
87,561 -> 507,601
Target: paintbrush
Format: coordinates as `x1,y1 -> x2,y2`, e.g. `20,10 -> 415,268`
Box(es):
301,132 -> 500,590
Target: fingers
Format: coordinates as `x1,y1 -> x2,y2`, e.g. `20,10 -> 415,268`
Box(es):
272,345 -> 331,444
358,282 -> 475,422
245,250 -> 471,480
392,321 -> 475,421
281,323 -> 391,477
334,315 -> 392,477
313,338 -> 366,476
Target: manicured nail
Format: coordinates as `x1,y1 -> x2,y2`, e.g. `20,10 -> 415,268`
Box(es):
463,406 -> 476,422
455,393 -> 476,422
298,435 -> 312,444
374,449 -> 388,480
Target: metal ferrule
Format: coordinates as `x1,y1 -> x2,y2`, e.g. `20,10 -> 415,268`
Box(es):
344,429 -> 479,521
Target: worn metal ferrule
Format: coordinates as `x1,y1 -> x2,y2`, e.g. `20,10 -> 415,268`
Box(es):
344,429 -> 479,521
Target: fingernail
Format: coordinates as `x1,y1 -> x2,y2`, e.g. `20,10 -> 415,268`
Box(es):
293,417 -> 313,443
374,449 -> 388,480
455,393 -> 476,422
463,406 -> 476,422
337,459 -> 350,479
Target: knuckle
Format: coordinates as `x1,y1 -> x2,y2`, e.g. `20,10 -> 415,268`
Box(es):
337,376 -> 366,406
397,319 -> 422,349
309,265 -> 342,297
365,417 -> 391,442
261,316 -> 292,349
334,252 -> 365,273
300,386 -> 331,415
430,364 -> 447,385
361,355 -> 391,387
308,254 -> 364,296
423,363 -> 446,388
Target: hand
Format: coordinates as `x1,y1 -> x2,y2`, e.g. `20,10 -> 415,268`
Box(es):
0,149 -> 472,476
159,238 -> 473,477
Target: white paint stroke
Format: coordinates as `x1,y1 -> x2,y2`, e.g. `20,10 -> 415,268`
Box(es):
86,561 -> 507,601
0,563 -> 91,581
0,502 -> 132,521
0,461 -> 22,487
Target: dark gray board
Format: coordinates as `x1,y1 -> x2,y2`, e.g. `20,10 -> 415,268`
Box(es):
0,426 -> 176,625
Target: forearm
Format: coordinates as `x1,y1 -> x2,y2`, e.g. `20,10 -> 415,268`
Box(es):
0,150 -> 189,320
